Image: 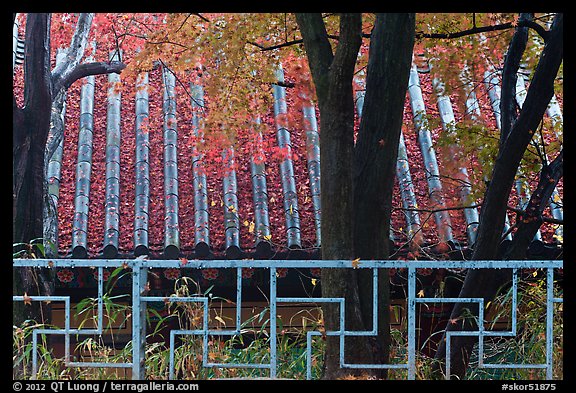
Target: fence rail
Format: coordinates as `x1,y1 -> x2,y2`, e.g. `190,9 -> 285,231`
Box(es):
13,258 -> 563,380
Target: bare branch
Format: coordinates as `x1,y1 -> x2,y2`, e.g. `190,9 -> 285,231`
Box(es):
248,38 -> 304,51
394,203 -> 482,214
272,81 -> 295,88
192,13 -> 210,23
506,205 -> 563,225
416,19 -> 549,41
247,33 -> 362,52
260,19 -> 550,50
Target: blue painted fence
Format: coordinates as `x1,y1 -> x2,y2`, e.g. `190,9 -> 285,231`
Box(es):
13,258 -> 562,380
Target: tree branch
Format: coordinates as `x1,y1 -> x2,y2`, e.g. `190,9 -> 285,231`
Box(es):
51,13 -> 94,94
500,13 -> 532,147
192,13 -> 211,23
272,81 -> 295,88
248,32 -> 371,53
251,18 -> 549,53
247,38 -> 304,51
395,203 -> 482,214
505,150 -> 563,258
56,61 -> 126,92
416,19 -> 549,41
506,205 -> 563,225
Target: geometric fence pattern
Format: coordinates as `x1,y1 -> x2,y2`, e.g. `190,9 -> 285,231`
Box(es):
13,258 -> 563,380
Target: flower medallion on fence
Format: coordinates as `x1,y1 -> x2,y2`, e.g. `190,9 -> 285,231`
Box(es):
276,267 -> 288,278
163,268 -> 181,280
310,268 -> 321,277
92,269 -> 110,282
56,268 -> 75,283
241,267 -> 255,279
201,268 -> 219,280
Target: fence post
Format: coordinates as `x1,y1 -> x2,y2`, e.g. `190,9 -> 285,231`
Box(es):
407,266 -> 417,380
269,267 -> 277,378
132,260 -> 148,379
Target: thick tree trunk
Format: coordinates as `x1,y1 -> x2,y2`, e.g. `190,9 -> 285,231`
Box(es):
13,14 -> 54,326
297,13 -> 415,379
433,13 -> 563,379
13,108 -> 51,245
297,13 -> 369,379
319,14 -> 366,380
13,14 -> 52,242
352,13 -> 415,378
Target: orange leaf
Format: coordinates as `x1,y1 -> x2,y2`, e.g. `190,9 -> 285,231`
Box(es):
23,292 -> 32,306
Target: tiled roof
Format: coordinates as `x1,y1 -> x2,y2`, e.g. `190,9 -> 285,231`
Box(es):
32,52 -> 563,260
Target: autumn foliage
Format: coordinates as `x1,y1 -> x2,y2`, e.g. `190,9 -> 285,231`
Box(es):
12,13 -> 563,257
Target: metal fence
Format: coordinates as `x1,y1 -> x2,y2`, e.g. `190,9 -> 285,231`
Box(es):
13,258 -> 563,380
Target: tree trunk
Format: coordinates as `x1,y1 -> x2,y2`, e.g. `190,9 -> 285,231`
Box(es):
297,13 -> 369,379
13,13 -> 54,327
433,13 -> 563,379
43,91 -> 67,257
353,13 -> 415,378
297,13 -> 415,379
320,14 -> 366,380
13,14 -> 52,242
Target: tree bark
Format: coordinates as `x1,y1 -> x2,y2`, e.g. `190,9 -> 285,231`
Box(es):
297,13 -> 367,379
297,13 -> 415,379
320,13 -> 365,379
14,13 -> 52,246
433,13 -> 563,379
13,13 -> 54,328
504,150 -> 563,260
499,13 -> 532,146
353,13 -> 415,378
